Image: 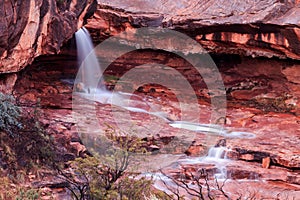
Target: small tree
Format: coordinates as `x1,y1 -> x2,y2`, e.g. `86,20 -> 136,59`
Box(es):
0,93 -> 22,137
58,126 -> 153,199
0,94 -> 56,174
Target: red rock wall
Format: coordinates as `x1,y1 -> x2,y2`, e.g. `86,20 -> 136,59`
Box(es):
85,0 -> 300,60
0,0 -> 96,73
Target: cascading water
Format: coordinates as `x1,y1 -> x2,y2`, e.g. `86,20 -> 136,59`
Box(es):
75,27 -> 106,91
207,146 -> 227,159
74,27 -> 172,122
74,27 -> 256,139
73,27 -> 261,196
205,146 -> 229,180
178,145 -> 230,180
145,146 -> 230,194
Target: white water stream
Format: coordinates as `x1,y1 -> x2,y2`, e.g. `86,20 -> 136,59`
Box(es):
74,28 -> 255,139
74,27 -> 257,191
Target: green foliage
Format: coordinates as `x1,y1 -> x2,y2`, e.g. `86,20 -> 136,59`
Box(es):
0,97 -> 56,174
0,177 -> 40,200
0,176 -> 15,200
116,176 -> 153,200
59,126 -> 153,199
148,191 -> 173,200
17,105 -> 56,168
104,126 -> 147,153
64,156 -> 153,200
15,188 -> 39,200
0,133 -> 17,170
0,93 -> 22,137
0,93 -> 57,199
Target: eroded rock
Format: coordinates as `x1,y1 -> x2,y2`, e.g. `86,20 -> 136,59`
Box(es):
0,73 -> 17,94
262,157 -> 271,169
86,0 -> 300,60
0,0 -> 96,73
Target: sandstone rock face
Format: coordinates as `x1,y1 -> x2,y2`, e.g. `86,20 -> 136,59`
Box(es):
8,50 -> 300,198
1,0 -> 299,197
0,0 -> 96,73
86,0 -> 300,60
0,74 -> 17,94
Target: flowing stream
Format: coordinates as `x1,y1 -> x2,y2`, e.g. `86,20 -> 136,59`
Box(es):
74,27 -> 260,178
73,26 -> 257,174
179,146 -> 230,180
142,146 -> 230,195
73,27 -> 256,139
69,27 -> 293,197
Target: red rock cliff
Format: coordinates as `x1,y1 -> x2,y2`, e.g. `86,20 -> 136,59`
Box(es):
0,0 -> 96,73
86,0 -> 300,60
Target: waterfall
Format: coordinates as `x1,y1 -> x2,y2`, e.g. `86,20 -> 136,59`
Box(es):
206,146 -> 228,179
75,27 -> 106,91
73,27 -> 261,197
74,27 -> 256,139
207,146 -> 227,160
74,27 -> 256,140
178,145 -> 229,180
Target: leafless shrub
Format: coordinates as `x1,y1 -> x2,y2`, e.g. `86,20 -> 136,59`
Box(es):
159,168 -> 230,200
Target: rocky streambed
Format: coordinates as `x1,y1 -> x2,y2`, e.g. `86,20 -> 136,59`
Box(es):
0,0 -> 300,199
2,47 -> 298,198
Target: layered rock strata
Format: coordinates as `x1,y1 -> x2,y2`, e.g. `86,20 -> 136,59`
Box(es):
0,0 -> 96,73
86,0 -> 300,60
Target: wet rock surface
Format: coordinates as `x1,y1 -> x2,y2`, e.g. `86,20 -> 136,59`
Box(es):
156,159 -> 300,199
86,0 -> 300,60
1,0 -> 300,198
0,0 -> 96,73
8,50 -> 300,197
